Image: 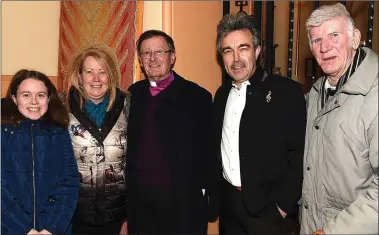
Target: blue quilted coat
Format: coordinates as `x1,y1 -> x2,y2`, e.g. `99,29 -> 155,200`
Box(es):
1,119 -> 80,235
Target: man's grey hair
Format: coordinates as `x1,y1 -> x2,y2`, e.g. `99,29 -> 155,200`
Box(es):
306,3 -> 355,48
216,11 -> 261,54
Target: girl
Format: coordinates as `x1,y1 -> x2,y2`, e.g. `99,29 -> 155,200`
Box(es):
1,69 -> 80,235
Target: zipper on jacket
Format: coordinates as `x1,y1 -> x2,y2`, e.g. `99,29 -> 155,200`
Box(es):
31,124 -> 36,229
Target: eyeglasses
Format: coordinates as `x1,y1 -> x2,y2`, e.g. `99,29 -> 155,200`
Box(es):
139,50 -> 171,59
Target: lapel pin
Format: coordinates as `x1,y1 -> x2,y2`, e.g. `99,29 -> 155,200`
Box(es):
266,91 -> 272,103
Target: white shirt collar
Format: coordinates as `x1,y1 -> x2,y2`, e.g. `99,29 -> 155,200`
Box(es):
325,79 -> 336,90
232,80 -> 250,89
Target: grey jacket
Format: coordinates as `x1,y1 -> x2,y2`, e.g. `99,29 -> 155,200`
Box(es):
300,47 -> 378,234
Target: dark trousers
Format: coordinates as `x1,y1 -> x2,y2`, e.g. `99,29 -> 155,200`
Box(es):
72,221 -> 123,235
128,185 -> 207,235
219,178 -> 290,235
132,186 -> 175,235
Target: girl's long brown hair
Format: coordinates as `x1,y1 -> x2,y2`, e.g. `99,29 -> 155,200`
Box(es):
1,69 -> 69,128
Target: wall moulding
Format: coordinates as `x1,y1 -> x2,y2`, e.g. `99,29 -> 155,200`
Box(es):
1,75 -> 58,97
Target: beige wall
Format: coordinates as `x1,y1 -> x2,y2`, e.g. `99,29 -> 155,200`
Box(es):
143,1 -> 162,31
164,1 -> 223,96
1,1 -> 61,76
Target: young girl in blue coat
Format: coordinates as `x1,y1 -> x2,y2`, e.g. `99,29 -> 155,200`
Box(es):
1,70 -> 80,235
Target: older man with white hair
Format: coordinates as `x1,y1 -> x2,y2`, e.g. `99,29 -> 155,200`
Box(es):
300,3 -> 378,235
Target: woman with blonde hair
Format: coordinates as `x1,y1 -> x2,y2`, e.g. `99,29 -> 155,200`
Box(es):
66,45 -> 130,234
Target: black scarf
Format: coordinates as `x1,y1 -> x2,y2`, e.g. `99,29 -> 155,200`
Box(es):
321,47 -> 366,108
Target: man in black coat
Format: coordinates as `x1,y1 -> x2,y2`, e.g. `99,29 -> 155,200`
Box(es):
213,12 -> 307,234
126,30 -> 217,234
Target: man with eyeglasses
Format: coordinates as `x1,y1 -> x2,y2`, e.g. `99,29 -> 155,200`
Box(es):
125,30 -> 217,234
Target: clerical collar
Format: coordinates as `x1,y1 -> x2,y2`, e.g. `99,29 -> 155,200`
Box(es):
149,72 -> 174,87
148,72 -> 175,96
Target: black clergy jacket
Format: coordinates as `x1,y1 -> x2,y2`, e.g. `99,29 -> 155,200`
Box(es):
126,71 -> 219,233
